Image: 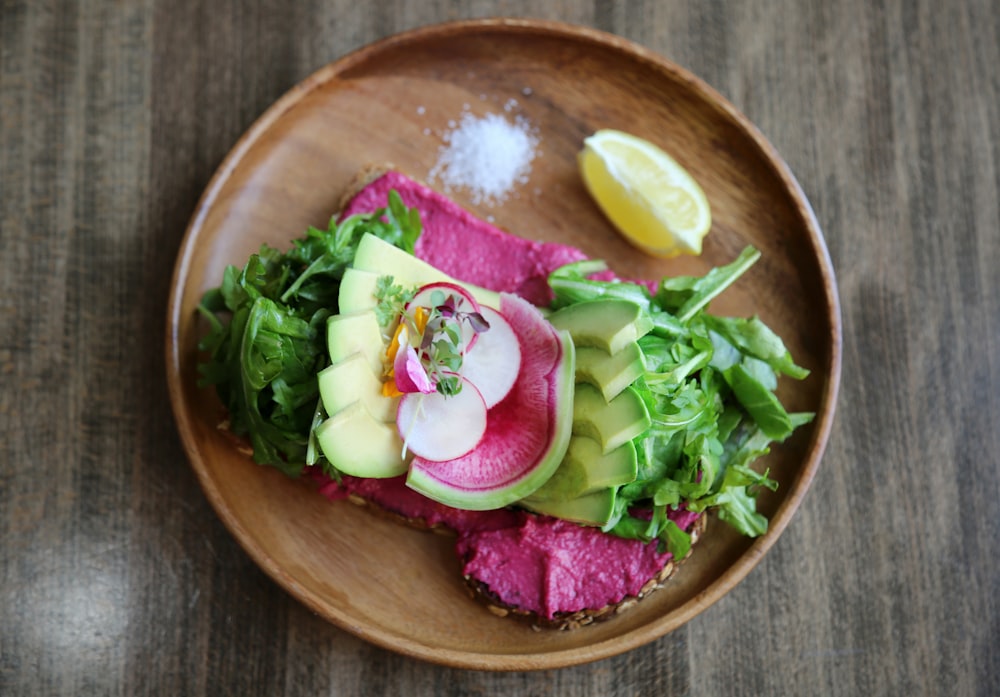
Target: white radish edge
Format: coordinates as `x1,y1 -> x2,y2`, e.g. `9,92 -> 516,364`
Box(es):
459,306 -> 521,409
396,378 -> 488,462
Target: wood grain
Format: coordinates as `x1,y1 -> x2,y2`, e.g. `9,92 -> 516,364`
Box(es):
1,0 -> 997,694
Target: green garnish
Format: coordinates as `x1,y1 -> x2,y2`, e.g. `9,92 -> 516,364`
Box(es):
373,276 -> 415,330
196,190 -> 422,475
548,248 -> 813,555
389,286 -> 490,397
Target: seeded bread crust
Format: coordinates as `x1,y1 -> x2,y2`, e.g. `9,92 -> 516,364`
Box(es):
332,483 -> 708,631
338,488 -> 455,536
336,163 -> 396,213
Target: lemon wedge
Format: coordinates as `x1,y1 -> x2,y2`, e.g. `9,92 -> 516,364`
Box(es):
579,129 -> 712,257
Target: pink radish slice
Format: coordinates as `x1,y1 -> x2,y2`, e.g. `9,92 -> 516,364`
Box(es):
459,306 -> 521,408
396,379 -> 488,461
406,281 -> 484,352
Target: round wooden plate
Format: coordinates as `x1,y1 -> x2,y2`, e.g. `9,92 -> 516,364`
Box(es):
166,18 -> 841,670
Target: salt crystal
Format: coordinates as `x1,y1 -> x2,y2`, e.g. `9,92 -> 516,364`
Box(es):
428,111 -> 539,206
416,105 -> 426,115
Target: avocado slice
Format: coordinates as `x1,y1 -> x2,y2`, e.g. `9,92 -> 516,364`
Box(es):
314,401 -> 410,478
572,383 -> 651,454
575,342 -> 645,402
521,487 -> 617,527
529,436 -> 637,502
350,233 -> 501,309
337,268 -> 383,314
326,310 -> 386,376
317,352 -> 397,423
547,299 -> 653,355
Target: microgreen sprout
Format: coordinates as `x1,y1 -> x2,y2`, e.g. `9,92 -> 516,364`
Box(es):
392,289 -> 490,397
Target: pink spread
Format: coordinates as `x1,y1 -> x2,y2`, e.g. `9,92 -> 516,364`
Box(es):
315,473 -> 519,533
341,170 -> 596,306
458,509 -> 699,619
323,171 -> 702,617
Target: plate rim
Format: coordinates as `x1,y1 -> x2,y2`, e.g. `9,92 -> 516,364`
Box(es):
165,16 -> 842,671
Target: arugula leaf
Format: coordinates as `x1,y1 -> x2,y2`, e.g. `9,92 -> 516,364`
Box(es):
659,519 -> 693,559
693,464 -> 779,536
704,315 -> 810,379
196,191 -> 423,475
549,272 -> 653,310
656,246 -> 760,321
724,363 -> 794,441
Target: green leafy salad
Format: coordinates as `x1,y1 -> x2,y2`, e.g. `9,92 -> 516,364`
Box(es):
196,193 -> 812,556
546,256 -> 812,554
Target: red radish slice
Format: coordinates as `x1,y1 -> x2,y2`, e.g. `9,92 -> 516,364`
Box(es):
460,306 -> 521,408
406,281 -> 484,351
396,379 -> 488,461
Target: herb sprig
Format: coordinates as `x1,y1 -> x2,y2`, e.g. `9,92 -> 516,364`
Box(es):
373,276 -> 415,330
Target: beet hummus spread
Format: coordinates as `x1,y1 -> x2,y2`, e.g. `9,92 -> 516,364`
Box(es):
458,509 -> 699,619
326,170 -> 702,621
316,474 -> 520,534
341,170 -> 597,306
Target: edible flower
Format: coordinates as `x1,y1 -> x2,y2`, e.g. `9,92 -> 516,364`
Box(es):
378,284 -> 490,399
393,335 -> 436,394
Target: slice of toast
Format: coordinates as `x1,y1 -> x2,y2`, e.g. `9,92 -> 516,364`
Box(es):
218,167 -> 707,629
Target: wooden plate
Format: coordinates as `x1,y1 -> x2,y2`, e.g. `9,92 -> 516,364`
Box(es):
166,18 -> 841,670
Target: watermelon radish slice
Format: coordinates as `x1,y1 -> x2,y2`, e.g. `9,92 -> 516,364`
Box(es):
397,379 -> 488,461
459,306 -> 520,408
406,281 -> 484,352
406,293 -> 576,510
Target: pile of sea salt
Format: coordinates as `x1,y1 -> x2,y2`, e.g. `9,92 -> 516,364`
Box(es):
428,110 -> 539,206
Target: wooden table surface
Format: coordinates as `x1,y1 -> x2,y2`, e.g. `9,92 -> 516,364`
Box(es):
2,1 -> 997,695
